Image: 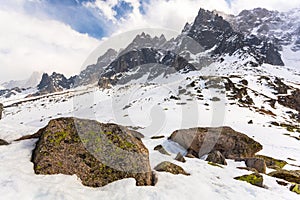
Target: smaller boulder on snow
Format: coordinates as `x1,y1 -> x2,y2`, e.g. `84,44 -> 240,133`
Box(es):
154,161 -> 190,176
205,150 -> 227,165
175,152 -> 186,163
0,139 -> 9,146
234,173 -> 264,187
245,158 -> 266,174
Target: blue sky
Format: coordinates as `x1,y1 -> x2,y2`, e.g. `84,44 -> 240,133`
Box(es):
1,0 -> 300,82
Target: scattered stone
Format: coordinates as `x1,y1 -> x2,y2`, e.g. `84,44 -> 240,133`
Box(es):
151,135 -> 165,140
0,139 -> 9,146
208,162 -> 223,168
154,145 -> 171,156
154,161 -> 189,175
185,153 -> 197,158
276,180 -> 289,186
268,170 -> 300,184
290,184 -> 300,195
288,158 -> 296,161
248,120 -> 253,124
175,152 -> 186,163
31,117 -> 154,187
205,150 -> 227,165
234,173 -> 264,187
169,126 -> 262,159
211,97 -> 221,101
245,158 -> 266,174
255,155 -> 287,170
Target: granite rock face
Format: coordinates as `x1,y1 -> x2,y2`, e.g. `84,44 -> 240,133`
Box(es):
32,117 -> 154,187
169,126 -> 262,159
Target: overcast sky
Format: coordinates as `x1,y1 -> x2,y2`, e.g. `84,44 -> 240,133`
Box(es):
1,0 -> 300,82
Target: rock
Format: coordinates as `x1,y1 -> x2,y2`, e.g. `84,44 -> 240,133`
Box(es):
276,180 -> 289,186
205,150 -> 227,165
31,117 -> 154,187
248,120 -> 253,124
245,158 -> 266,173
175,152 -> 186,163
169,126 -> 262,159
207,162 -> 223,168
154,161 -> 189,175
154,145 -> 171,156
0,103 -> 3,120
234,173 -> 264,187
255,155 -> 287,170
0,139 -> 9,146
185,153 -> 197,158
290,184 -> 300,195
268,170 -> 300,184
150,135 -> 165,140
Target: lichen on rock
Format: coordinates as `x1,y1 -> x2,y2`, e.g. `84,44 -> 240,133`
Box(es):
31,117 -> 154,187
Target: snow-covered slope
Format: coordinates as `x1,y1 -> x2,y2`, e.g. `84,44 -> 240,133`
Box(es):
0,60 -> 299,199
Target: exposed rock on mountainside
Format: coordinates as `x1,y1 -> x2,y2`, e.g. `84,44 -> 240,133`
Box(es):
35,72 -> 74,96
31,117 -> 154,187
74,49 -> 118,86
154,161 -> 189,175
187,9 -> 284,66
169,126 -> 262,159
230,8 -> 300,52
0,87 -> 24,98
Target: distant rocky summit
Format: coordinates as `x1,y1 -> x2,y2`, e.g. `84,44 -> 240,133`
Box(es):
31,117 -> 155,187
169,126 -> 262,159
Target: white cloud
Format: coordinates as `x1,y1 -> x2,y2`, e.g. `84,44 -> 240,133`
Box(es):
230,0 -> 300,14
0,9 -> 99,82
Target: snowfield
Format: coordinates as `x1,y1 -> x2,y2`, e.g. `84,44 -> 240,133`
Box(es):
0,62 -> 299,200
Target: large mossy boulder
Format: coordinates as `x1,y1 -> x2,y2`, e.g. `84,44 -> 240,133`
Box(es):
234,173 -> 264,187
31,117 -> 154,187
268,170 -> 300,184
169,126 -> 262,159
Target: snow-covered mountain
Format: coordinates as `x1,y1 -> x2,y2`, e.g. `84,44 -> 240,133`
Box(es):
0,7 -> 300,200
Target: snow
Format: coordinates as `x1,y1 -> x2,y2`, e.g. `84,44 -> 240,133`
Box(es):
0,62 -> 299,199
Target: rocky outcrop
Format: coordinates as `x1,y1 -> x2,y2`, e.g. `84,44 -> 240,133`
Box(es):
245,158 -> 266,174
234,173 -> 264,187
188,9 -> 284,66
35,72 -> 74,96
154,161 -> 189,175
169,126 -> 262,159
205,150 -> 227,165
31,117 -> 154,187
268,170 -> 300,184
0,103 -> 3,120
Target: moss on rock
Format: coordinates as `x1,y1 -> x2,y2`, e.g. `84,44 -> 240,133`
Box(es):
234,173 -> 263,187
